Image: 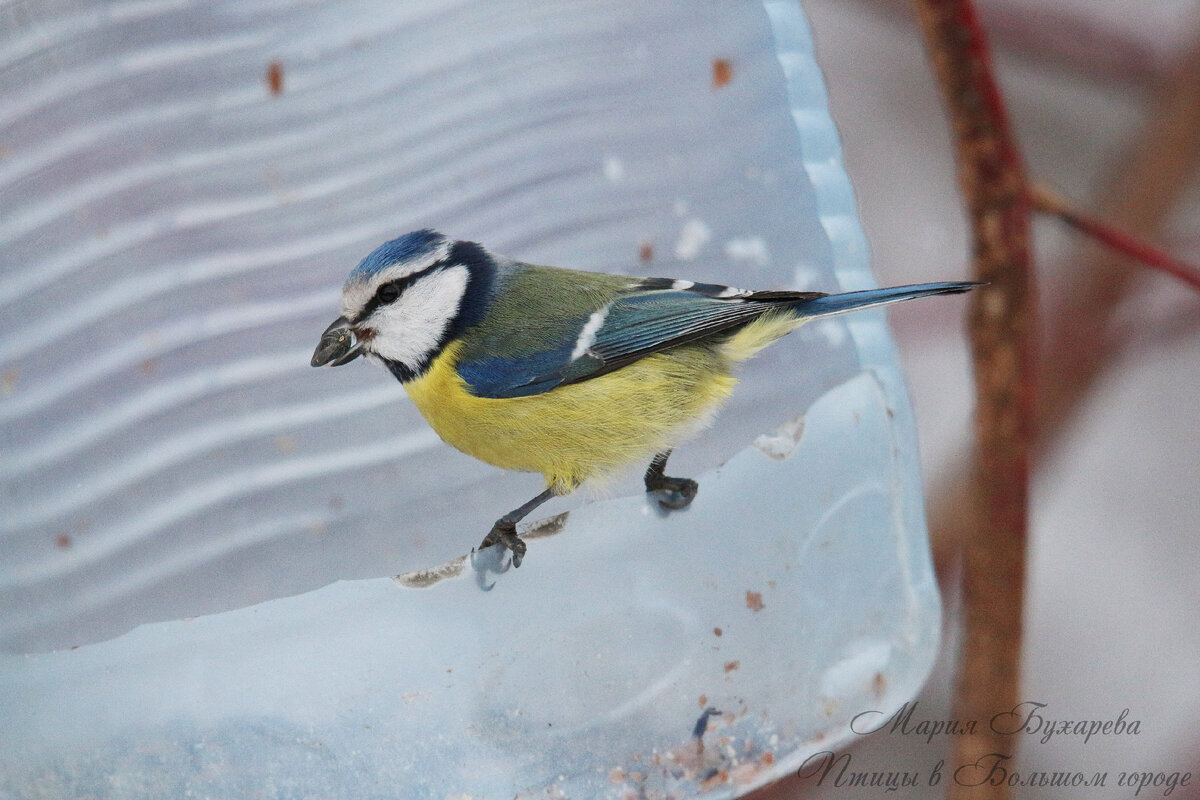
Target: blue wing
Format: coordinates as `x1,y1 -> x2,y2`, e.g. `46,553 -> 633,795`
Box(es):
456,280 -> 823,399
455,279 -> 976,399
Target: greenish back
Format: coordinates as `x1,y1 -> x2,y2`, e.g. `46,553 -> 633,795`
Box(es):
457,262 -> 632,361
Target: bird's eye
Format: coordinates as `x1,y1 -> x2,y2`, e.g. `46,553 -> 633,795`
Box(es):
377,283 -> 401,304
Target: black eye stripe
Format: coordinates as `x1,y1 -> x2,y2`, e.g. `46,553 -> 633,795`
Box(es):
355,263 -> 443,323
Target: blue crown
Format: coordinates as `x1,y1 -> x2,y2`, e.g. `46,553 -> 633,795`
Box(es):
348,229 -> 445,280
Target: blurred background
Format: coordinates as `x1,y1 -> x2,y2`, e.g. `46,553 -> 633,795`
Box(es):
757,0 -> 1200,797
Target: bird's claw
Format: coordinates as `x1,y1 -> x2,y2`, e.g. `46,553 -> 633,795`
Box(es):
647,477 -> 698,510
479,520 -> 527,568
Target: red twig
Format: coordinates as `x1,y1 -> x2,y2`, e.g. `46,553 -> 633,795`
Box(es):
1031,182 -> 1200,292
912,2 -> 1036,800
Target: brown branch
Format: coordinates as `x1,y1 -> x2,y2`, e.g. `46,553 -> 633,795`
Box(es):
1030,182 -> 1200,292
932,23 -> 1200,574
911,2 -> 1036,800
923,21 -> 1200,800
929,22 -> 1200,573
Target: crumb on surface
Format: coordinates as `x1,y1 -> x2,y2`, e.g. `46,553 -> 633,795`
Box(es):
267,60 -> 284,95
712,58 -> 733,89
523,511 -> 569,539
394,555 -> 468,588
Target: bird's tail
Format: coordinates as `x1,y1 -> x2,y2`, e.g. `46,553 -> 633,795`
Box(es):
793,281 -> 980,319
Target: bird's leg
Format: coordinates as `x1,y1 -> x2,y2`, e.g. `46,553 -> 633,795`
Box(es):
478,487 -> 556,568
644,449 -> 698,510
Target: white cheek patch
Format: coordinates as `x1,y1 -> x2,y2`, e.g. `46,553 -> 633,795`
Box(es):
368,265 -> 469,370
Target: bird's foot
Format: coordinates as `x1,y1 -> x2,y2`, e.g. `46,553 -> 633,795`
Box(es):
478,520 -> 527,568
646,476 -> 699,510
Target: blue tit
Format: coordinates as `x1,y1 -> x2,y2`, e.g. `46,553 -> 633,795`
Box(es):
312,229 -> 976,566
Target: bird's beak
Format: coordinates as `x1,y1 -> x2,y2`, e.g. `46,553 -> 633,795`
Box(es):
311,315 -> 364,367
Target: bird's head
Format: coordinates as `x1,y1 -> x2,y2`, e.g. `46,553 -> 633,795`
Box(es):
311,229 -> 494,382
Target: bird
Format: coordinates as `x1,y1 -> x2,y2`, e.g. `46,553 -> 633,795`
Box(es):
311,229 -> 976,566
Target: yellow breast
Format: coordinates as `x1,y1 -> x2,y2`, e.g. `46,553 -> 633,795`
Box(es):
401,341 -> 737,492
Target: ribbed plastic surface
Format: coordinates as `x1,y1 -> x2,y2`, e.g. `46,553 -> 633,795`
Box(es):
0,1 -> 940,797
